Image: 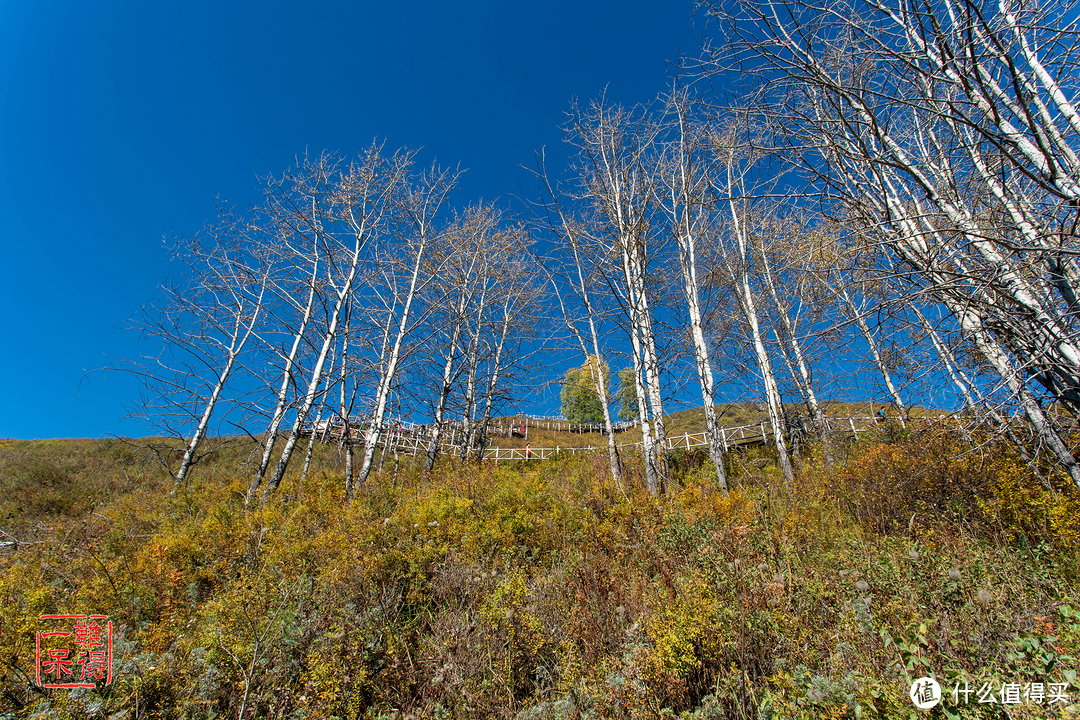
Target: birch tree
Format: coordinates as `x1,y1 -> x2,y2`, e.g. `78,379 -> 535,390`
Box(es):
129,216 -> 271,493
257,147 -> 405,502
658,94 -> 729,493
709,129 -> 796,487
420,209 -> 489,475
755,220 -> 832,454
174,258 -> 268,492
416,205 -> 531,471
460,269 -> 490,455
697,0 -> 1080,485
248,184 -> 324,497
469,224 -> 539,462
354,163 -> 459,487
536,155 -> 625,485
565,98 -> 670,494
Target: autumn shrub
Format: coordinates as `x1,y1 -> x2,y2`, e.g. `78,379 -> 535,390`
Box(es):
3,433 -> 1080,718
818,422 -> 1080,552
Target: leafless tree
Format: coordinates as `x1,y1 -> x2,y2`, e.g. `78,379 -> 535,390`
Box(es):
469,225 -> 541,463
418,208 -> 490,475
350,162 -> 460,487
127,214 -> 271,493
535,155 -> 626,485
563,97 -> 670,494
657,93 -> 730,493
246,169 -> 326,498
697,0 -> 1080,485
412,205 -> 536,471
708,127 -> 796,486
257,147 -> 407,502
752,218 -> 834,455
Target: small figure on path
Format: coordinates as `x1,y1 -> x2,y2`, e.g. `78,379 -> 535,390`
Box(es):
525,444 -> 531,460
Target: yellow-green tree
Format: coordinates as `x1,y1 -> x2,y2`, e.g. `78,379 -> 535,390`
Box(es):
615,367 -> 639,421
560,355 -> 610,424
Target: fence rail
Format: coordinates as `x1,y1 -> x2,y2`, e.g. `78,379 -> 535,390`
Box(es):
317,415 -> 881,462
307,416 -> 641,442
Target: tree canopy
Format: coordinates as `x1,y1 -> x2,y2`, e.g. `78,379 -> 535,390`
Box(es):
614,367 -> 638,421
560,355 -> 610,425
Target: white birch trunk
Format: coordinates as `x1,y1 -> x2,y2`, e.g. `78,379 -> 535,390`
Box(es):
424,315 -> 464,475
759,249 -> 830,462
249,247 -> 319,499
262,210 -> 371,501
174,275 -> 267,493
618,236 -> 661,492
461,283 -> 487,453
874,159 -> 1080,483
357,233 -> 429,484
949,299 -> 1080,487
725,192 -> 795,486
542,169 -> 624,485
474,294 -> 514,463
839,284 -> 908,426
424,241 -> 480,473
636,266 -> 669,457
738,271 -> 796,486
299,351 -> 337,491
628,323 -> 660,493
674,228 -> 728,490
664,113 -> 729,492
339,301 -> 355,496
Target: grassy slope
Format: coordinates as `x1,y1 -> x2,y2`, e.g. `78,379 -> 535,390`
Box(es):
1,423 -> 1079,719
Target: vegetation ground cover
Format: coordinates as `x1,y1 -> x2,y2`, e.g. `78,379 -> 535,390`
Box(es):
1,418 -> 1079,719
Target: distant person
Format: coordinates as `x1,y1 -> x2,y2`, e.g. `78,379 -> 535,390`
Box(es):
876,407 -> 887,423
525,444 -> 531,459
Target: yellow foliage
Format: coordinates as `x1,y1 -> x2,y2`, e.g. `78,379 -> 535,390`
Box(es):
4,433 -> 1080,719
644,574 -> 715,676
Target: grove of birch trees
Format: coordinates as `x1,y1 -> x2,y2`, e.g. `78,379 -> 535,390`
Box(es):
127,0 -> 1080,499
697,0 -> 1080,486
126,146 -> 538,501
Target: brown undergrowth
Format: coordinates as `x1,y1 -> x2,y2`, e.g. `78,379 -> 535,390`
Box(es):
1,424 -> 1079,719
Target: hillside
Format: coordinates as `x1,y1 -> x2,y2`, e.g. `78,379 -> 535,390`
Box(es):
1,426 -> 1079,718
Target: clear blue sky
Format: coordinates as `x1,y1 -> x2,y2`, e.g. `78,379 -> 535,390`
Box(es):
0,0 -> 697,439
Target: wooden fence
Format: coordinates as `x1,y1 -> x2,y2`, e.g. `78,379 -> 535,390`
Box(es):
332,415 -> 880,463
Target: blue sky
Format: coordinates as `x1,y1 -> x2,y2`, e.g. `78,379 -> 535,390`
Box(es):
0,0 -> 697,439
